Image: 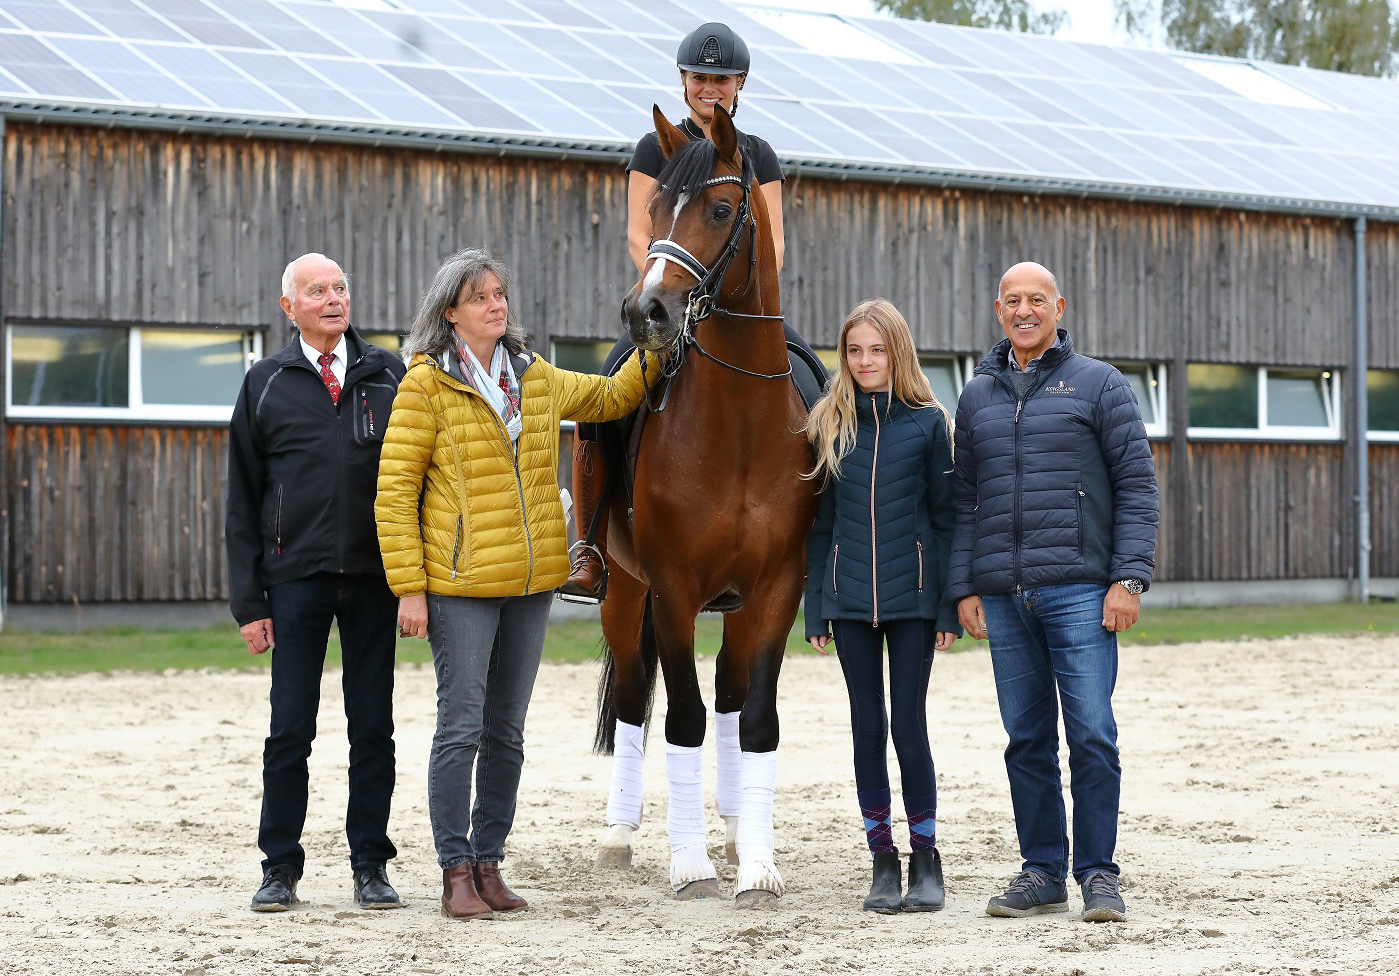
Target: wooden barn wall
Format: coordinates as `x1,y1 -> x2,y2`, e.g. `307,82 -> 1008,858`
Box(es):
2,124 -> 1394,602
6,425 -> 228,603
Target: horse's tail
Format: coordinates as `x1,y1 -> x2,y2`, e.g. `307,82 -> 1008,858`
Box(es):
593,597 -> 660,754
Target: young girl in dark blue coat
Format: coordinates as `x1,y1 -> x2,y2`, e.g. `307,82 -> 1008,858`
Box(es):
805,299 -> 961,913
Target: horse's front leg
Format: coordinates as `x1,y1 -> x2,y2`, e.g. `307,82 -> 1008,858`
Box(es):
713,636 -> 746,866
650,588 -> 720,900
724,573 -> 804,909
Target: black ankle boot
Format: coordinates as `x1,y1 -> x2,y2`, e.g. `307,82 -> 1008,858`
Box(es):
862,850 -> 902,913
903,848 -> 945,911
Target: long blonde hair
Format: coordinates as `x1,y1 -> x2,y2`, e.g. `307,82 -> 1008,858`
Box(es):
805,299 -> 949,483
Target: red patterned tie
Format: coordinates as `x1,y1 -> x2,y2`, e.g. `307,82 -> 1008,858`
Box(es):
317,353 -> 341,405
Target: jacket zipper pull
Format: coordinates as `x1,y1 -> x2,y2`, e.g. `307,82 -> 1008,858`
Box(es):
1015,400 -> 1023,422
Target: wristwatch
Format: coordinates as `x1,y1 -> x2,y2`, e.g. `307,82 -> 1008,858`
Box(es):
1114,579 -> 1145,596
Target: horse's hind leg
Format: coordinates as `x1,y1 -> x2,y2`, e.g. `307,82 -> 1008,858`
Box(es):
714,638 -> 746,865
597,565 -> 651,869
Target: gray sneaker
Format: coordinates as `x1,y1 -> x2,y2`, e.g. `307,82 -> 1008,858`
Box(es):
986,869 -> 1069,917
1080,871 -> 1126,922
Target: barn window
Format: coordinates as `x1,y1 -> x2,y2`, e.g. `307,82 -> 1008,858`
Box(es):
1187,364 -> 1340,440
551,339 -> 615,376
6,323 -> 262,422
1369,370 -> 1399,439
1112,363 -> 1168,438
919,355 -> 977,411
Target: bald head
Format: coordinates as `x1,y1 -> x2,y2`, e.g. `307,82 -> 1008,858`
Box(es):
995,261 -> 1065,369
999,262 -> 1059,300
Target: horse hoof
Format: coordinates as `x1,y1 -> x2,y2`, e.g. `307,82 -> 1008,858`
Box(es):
595,847 -> 633,870
674,879 -> 722,901
725,843 -> 739,866
734,889 -> 779,910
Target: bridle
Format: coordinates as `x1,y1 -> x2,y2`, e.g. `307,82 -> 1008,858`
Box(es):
643,167 -> 790,387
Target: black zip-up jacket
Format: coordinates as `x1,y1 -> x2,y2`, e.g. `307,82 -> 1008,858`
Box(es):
226,328 -> 406,625
946,328 -> 1158,601
805,392 -> 962,639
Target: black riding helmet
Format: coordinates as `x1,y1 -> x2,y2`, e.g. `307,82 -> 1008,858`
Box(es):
676,22 -> 750,75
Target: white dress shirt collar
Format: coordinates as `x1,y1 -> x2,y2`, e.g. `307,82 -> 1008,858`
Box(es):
300,334 -> 349,387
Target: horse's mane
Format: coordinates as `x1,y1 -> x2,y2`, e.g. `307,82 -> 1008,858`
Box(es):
652,136 -> 753,213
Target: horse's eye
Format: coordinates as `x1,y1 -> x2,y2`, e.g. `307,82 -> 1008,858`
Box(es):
713,204 -> 732,221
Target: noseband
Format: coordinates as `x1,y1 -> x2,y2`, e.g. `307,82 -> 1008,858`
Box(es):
644,171 -> 790,385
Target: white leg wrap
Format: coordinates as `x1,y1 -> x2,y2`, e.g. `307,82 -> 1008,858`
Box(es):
666,743 -> 716,891
734,750 -> 783,896
606,720 -> 645,829
715,710 -> 742,818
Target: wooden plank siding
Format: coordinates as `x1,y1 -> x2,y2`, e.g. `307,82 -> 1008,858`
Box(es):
6,425 -> 227,603
2,123 -> 1394,602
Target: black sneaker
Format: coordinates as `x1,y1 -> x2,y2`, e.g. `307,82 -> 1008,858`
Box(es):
352,863 -> 402,910
986,869 -> 1069,917
250,865 -> 300,913
1080,870 -> 1126,922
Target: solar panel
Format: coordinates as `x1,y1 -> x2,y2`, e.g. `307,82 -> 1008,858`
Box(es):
1,0 -> 1398,212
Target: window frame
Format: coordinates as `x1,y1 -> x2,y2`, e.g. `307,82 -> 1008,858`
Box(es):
6,322 -> 264,423
1366,368 -> 1399,443
1111,362 -> 1169,439
1187,365 -> 1342,441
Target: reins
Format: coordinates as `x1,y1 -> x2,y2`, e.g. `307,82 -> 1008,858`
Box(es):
644,169 -> 790,395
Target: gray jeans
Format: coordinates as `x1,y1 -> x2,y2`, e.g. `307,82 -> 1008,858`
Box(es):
426,591 -> 551,869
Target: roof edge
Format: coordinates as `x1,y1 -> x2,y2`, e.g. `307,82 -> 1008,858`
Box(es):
2,100 -> 1393,222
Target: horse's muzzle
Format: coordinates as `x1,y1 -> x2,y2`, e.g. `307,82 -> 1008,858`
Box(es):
621,284 -> 681,352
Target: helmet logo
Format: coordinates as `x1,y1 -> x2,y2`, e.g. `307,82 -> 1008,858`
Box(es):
699,36 -> 721,65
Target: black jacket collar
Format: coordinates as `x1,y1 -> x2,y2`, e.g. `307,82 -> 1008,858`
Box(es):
976,327 -> 1074,377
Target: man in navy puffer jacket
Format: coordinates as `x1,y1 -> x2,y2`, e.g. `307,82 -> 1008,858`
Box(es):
947,262 -> 1157,924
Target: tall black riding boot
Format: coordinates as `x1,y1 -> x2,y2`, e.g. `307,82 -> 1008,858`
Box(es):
862,851 -> 902,914
903,848 -> 945,912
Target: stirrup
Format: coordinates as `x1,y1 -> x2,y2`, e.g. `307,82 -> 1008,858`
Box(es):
556,542 -> 607,605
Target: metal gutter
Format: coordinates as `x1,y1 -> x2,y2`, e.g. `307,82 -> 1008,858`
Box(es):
4,98 -> 1399,223
1354,216 -> 1370,603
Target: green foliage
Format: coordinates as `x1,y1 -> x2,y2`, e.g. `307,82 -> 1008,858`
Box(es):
875,0 -> 1068,35
1115,0 -> 1399,77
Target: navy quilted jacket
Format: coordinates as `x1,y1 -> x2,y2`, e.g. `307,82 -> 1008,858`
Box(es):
946,329 -> 1158,601
805,392 -> 962,638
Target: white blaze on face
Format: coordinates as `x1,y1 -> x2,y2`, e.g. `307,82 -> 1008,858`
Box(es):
643,190 -> 693,290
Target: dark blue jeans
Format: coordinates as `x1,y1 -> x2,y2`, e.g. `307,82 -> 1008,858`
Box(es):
260,573 -> 398,874
981,583 -> 1120,884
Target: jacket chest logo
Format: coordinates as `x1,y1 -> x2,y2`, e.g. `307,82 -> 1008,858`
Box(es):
1044,380 -> 1077,394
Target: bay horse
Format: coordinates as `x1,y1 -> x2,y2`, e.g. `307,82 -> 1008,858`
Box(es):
593,105 -> 818,908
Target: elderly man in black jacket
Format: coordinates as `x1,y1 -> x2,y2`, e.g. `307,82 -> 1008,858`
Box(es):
226,253 -> 407,913
947,262 -> 1157,924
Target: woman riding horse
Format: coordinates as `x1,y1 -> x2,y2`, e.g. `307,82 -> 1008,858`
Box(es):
560,20 -> 820,604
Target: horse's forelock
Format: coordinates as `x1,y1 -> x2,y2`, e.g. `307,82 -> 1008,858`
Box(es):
652,138 -> 752,214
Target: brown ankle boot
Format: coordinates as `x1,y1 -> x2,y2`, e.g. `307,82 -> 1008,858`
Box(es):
472,861 -> 528,913
441,864 -> 493,920
558,439 -> 609,603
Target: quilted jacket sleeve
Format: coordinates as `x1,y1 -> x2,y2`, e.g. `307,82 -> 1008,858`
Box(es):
1094,371 -> 1159,587
945,389 -> 979,603
552,348 -> 655,423
803,483 -> 836,639
376,365 -> 436,597
925,417 -> 963,634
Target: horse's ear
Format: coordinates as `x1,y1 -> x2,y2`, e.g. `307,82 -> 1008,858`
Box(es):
710,104 -> 738,166
654,105 -> 687,160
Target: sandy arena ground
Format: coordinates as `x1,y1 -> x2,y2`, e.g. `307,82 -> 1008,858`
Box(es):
1,634 -> 1396,975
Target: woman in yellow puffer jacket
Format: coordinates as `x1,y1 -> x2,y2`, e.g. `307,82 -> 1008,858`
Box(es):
375,248 -> 656,921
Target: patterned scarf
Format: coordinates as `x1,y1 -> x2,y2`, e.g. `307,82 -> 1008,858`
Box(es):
453,336 -> 521,446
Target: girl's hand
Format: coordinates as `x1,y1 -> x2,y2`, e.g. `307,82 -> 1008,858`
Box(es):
934,631 -> 958,652
808,635 -> 832,656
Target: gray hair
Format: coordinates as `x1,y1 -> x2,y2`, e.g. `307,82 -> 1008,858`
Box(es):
281,252 -> 347,300
402,248 -> 528,358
